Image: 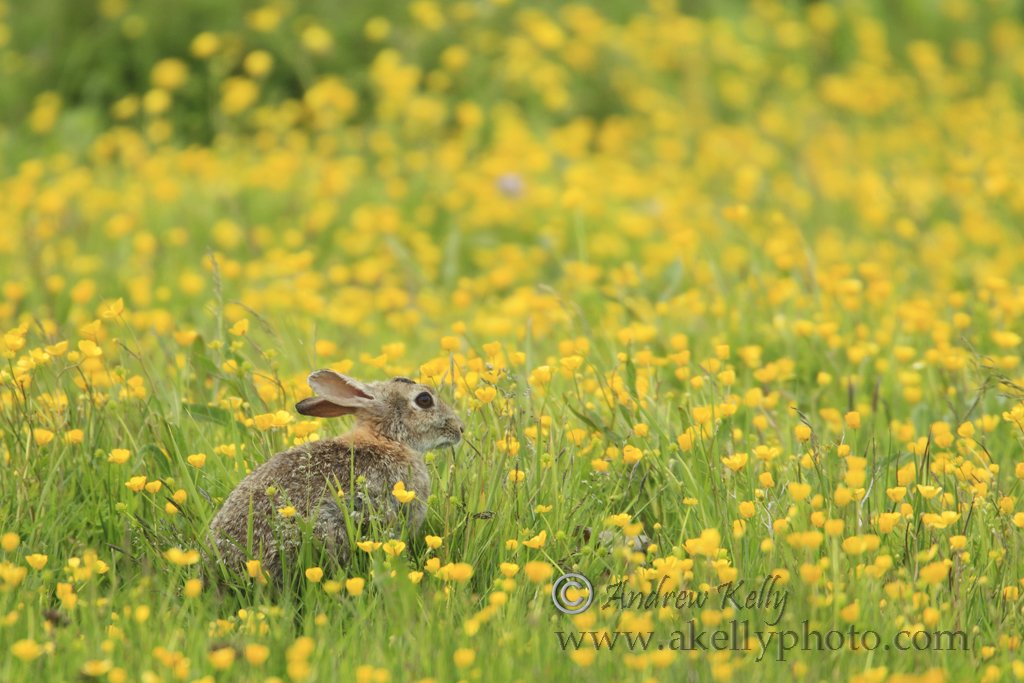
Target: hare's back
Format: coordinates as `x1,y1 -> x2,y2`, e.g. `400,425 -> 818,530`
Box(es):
211,440 -> 340,526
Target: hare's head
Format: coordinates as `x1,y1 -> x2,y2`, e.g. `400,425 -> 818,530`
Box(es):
295,369 -> 464,453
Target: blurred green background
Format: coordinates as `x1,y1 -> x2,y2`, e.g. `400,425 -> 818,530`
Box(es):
3,0 -> 1020,161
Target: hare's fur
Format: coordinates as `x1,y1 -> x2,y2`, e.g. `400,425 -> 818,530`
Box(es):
207,371 -> 462,579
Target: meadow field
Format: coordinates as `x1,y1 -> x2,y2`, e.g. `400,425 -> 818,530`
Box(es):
3,0 -> 1024,681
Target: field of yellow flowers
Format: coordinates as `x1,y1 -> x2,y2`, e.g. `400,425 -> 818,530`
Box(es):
3,0 -> 1024,681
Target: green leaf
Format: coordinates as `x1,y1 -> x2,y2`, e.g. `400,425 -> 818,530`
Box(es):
182,403 -> 233,425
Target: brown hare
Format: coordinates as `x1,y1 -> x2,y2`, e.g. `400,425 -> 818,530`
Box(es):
207,369 -> 463,581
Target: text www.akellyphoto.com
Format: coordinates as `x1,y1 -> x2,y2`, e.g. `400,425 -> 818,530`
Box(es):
555,620 -> 971,662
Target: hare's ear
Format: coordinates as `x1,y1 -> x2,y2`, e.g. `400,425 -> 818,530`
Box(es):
295,397 -> 354,418
307,369 -> 375,408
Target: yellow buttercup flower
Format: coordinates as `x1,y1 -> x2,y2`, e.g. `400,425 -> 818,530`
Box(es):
125,475 -> 147,492
437,563 -> 474,582
788,482 -> 811,501
32,428 -> 55,446
919,561 -> 950,585
392,481 -> 416,504
721,452 -> 748,472
81,660 -> 114,678
474,386 -> 497,403
453,648 -> 475,669
245,644 -> 270,666
163,548 -> 199,566
1,532 -> 19,552
301,24 -> 334,55
622,444 -> 644,465
10,639 -> 43,662
208,647 -> 235,670
382,540 -> 406,557
184,578 -> 203,598
108,449 -> 131,464
522,530 -> 547,549
78,339 -> 103,358
25,554 -> 48,570
522,561 -> 553,583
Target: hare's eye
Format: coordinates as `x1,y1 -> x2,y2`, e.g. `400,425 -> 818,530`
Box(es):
414,392 -> 434,409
